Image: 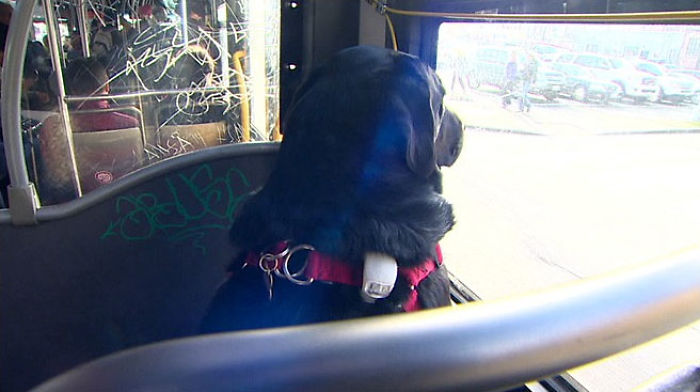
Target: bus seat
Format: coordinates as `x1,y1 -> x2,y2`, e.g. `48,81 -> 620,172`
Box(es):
37,114 -> 146,203
73,127 -> 145,193
157,122 -> 226,158
0,143 -> 279,392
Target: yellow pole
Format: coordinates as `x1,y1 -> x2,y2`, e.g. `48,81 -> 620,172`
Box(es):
233,50 -> 251,142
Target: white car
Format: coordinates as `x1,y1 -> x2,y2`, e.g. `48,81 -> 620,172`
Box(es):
671,68 -> 700,103
557,53 -> 659,103
601,57 -> 660,103
634,60 -> 695,104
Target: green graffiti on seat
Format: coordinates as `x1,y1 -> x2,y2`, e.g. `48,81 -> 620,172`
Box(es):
102,164 -> 251,254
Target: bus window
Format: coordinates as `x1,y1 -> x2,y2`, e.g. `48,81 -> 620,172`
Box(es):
20,0 -> 279,204
437,21 -> 700,392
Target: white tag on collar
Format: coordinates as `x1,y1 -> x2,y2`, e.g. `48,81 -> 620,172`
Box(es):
361,252 -> 398,303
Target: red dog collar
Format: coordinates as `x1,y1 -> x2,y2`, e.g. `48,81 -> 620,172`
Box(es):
243,243 -> 443,312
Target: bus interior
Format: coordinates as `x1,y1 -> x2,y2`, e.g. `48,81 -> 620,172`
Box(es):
2,0 -> 700,391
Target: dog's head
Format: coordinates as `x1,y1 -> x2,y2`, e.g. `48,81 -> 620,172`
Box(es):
281,46 -> 463,183
234,46 -> 461,260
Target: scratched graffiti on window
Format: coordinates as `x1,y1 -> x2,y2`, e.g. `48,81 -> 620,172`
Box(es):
30,0 -> 277,205
101,164 -> 251,254
66,0 -> 279,153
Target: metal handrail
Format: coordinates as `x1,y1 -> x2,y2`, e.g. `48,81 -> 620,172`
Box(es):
1,0 -> 34,190
1,0 -> 40,224
367,0 -> 700,22
30,246 -> 700,392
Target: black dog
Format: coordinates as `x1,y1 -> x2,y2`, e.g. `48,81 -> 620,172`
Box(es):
201,46 -> 464,333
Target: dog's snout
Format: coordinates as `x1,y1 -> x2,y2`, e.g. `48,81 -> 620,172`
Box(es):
435,109 -> 464,167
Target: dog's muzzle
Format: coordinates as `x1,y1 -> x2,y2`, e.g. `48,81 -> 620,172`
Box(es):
435,109 -> 464,167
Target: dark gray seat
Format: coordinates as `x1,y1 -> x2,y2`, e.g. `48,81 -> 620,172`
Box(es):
0,143 -> 278,392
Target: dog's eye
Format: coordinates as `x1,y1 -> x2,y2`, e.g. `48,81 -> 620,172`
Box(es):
437,103 -> 446,127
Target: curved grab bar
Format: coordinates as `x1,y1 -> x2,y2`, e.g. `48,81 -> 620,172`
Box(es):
1,0 -> 40,223
0,0 -> 34,188
31,247 -> 700,392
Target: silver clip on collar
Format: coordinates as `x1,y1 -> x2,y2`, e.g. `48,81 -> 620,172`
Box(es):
283,244 -> 315,285
256,244 -> 315,286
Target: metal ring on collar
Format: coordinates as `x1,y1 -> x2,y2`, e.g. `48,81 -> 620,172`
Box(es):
283,244 -> 315,285
258,253 -> 280,272
259,245 -> 291,273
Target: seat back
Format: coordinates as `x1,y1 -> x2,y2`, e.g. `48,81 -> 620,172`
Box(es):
72,127 -> 145,192
0,144 -> 279,392
36,113 -> 145,202
157,122 -> 226,158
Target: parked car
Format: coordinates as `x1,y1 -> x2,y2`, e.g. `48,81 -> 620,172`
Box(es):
557,53 -> 658,103
464,45 -> 564,101
634,60 -> 696,104
604,57 -> 661,103
552,62 -> 620,103
531,43 -> 566,62
670,68 -> 700,103
673,68 -> 700,80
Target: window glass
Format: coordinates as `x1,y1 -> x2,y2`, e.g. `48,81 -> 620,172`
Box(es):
20,0 -> 279,204
437,21 -> 700,392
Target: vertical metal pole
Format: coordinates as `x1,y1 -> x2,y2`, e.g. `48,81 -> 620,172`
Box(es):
217,3 -> 230,90
249,0 -> 267,139
75,0 -> 92,57
180,0 -> 189,44
45,0 -> 83,197
1,0 -> 39,222
233,50 -> 250,141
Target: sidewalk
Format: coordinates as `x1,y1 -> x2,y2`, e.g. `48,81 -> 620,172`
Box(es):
441,130 -> 700,392
447,95 -> 700,136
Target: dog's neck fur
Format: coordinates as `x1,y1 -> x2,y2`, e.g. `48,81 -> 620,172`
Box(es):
230,166 -> 454,268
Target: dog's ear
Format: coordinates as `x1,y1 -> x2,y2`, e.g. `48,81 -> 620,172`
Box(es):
281,68 -> 326,135
400,60 -> 445,178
